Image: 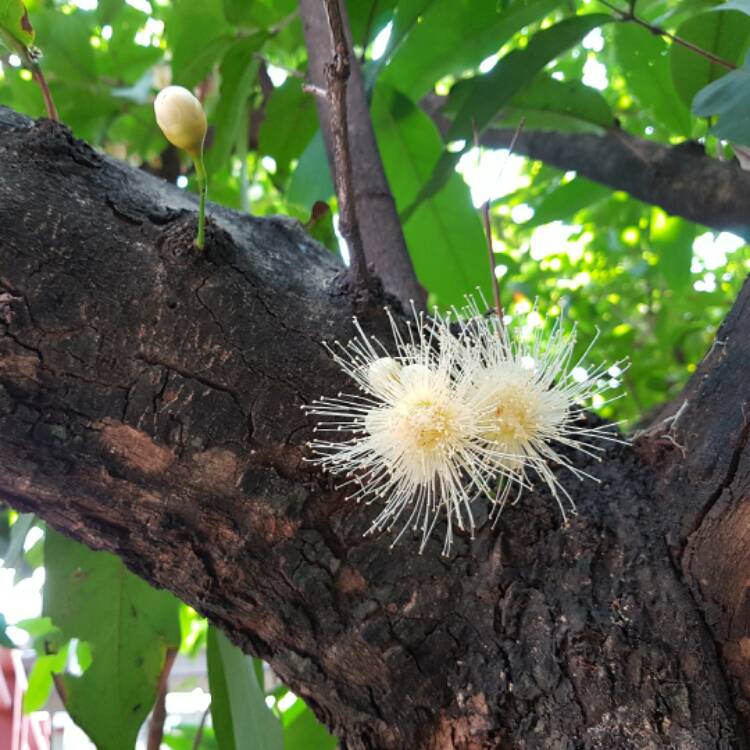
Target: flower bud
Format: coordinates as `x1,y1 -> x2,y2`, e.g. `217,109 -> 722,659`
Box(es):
154,85 -> 207,156
366,357 -> 402,397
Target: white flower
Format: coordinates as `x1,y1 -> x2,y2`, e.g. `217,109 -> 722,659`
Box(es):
451,296 -> 623,519
305,298 -> 622,555
304,308 -> 516,555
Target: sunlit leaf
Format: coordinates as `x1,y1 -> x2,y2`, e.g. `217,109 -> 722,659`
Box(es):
0,0 -> 34,57
382,0 -> 566,100
670,10 -> 750,108
44,529 -> 181,750
373,82 -> 490,307
613,23 -> 692,137
692,49 -> 750,144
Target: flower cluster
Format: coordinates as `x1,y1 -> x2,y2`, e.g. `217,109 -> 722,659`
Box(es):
304,298 -> 621,555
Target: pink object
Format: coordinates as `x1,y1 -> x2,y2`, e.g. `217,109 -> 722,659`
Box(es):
0,648 -> 50,750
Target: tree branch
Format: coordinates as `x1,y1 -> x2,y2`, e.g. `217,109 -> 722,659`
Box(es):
2,107 -> 750,746
424,94 -> 750,240
299,0 -> 425,309
321,0 -> 370,291
147,647 -> 177,750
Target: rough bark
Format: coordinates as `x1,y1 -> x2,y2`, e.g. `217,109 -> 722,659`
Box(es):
424,95 -> 750,242
2,107 -> 750,748
299,0 -> 425,309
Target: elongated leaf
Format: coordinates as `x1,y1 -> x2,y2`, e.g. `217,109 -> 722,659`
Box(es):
44,529 -> 181,750
670,10 -> 750,108
206,36 -> 265,176
524,177 -> 611,228
448,14 -> 610,140
714,0 -> 750,12
495,73 -> 614,133
373,83 -> 490,307
222,0 -> 296,28
287,130 -> 334,209
405,14 -> 609,219
166,0 -> 232,87
207,627 -> 283,750
258,79 -> 317,180
2,512 -> 34,569
614,23 -> 692,137
0,0 -> 33,57
692,49 -> 750,144
382,0 -> 566,100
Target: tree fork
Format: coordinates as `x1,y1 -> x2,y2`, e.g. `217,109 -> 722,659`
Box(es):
1,108 -> 750,748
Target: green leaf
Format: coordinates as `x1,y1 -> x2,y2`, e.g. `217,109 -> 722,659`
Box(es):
692,49 -> 750,144
348,0 -> 397,48
670,10 -> 750,108
524,177 -> 611,228
494,73 -> 614,133
382,0 -> 567,100
287,130 -> 334,209
222,0 -> 296,28
258,79 -> 318,180
613,23 -> 692,137
206,36 -> 266,177
15,615 -> 59,639
165,724 -> 218,750
404,14 -> 609,220
206,627 -> 283,750
448,14 -> 611,140
31,8 -> 97,85
2,512 -> 34,569
714,0 -> 750,12
24,643 -> 69,713
0,0 -> 34,57
44,529 -> 181,750
282,699 -> 337,750
372,83 -> 490,307
304,201 -> 338,253
651,210 -> 696,292
166,0 -> 232,87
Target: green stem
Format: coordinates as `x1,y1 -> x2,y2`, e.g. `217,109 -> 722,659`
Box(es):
193,151 -> 207,249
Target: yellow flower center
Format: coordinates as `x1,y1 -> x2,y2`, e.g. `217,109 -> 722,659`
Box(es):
483,384 -> 538,450
403,399 -> 455,451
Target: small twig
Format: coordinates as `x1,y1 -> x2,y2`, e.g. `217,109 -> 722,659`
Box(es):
30,64 -> 59,121
472,119 -> 503,321
472,117 -> 526,321
599,0 -> 737,70
192,704 -> 211,750
302,82 -> 327,99
321,0 -> 370,288
147,647 -> 178,750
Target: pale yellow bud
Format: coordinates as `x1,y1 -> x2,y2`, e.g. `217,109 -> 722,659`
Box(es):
366,357 -> 402,397
154,85 -> 207,156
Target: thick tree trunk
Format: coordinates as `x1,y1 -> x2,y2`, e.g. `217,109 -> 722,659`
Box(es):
2,108 -> 750,748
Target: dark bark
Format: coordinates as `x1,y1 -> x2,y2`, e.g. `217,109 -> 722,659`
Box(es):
299,0 -> 425,309
424,95 -> 750,242
2,107 -> 750,748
